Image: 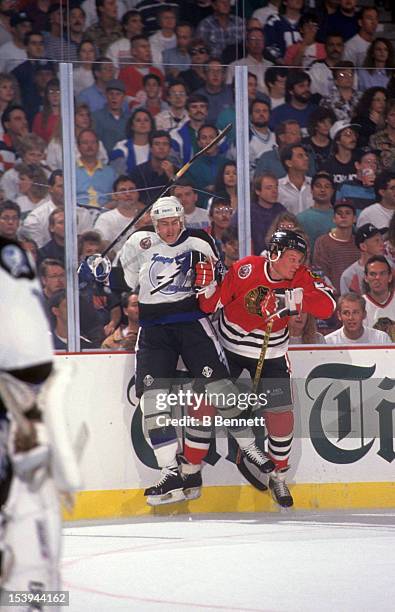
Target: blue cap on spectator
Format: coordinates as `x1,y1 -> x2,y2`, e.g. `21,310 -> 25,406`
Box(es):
105,79 -> 126,93
10,12 -> 32,27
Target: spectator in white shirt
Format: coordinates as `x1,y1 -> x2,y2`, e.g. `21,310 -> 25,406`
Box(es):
94,175 -> 147,253
155,80 -> 189,131
309,33 -> 345,97
0,11 -> 31,73
226,27 -> 273,94
362,255 -> 395,328
148,6 -> 177,70
278,143 -> 313,215
173,178 -> 210,231
325,292 -> 391,344
357,170 -> 395,231
344,7 -> 379,68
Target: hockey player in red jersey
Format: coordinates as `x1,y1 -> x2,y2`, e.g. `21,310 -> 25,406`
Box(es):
197,229 -> 336,507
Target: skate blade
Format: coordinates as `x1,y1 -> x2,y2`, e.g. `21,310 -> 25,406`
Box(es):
184,487 -> 201,501
146,488 -> 186,507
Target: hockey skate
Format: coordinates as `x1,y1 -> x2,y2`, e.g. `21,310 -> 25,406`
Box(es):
181,470 -> 202,501
240,442 -> 275,474
269,468 -> 294,508
144,467 -> 186,506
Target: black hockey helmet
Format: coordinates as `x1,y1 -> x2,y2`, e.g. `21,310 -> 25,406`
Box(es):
268,230 -> 307,260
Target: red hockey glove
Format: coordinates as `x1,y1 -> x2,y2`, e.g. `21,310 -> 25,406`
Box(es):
194,259 -> 215,289
260,289 -> 278,323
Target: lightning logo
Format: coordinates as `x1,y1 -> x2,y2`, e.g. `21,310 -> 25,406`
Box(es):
151,260 -> 182,294
149,252 -> 194,295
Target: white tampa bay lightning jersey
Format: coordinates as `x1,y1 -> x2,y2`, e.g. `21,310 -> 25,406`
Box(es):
0,237 -> 54,370
119,227 -> 218,326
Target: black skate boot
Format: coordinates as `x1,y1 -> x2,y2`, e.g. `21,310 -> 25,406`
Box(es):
144,467 -> 186,506
181,471 -> 202,501
269,468 -> 294,508
240,442 -> 275,474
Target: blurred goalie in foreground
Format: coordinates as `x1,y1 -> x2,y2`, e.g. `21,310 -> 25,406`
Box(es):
0,235 -> 81,604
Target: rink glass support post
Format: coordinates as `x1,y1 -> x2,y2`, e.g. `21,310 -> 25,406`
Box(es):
60,62 -> 80,352
235,65 -> 252,259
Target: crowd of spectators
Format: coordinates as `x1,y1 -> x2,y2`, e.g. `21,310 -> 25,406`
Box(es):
1,0 -> 395,348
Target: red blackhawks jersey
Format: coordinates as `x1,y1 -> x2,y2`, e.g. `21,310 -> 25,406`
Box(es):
199,256 -> 336,360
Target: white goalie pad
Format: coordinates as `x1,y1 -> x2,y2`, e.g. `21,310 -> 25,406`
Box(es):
37,362 -> 82,493
0,371 -> 37,436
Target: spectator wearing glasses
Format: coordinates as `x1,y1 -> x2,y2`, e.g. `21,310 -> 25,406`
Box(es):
32,78 -> 60,143
226,28 -> 273,95
320,62 -> 361,122
207,196 -> 233,262
155,80 -> 189,131
179,39 -> 210,94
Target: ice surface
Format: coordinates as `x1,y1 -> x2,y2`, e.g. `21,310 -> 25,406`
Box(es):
62,510 -> 395,612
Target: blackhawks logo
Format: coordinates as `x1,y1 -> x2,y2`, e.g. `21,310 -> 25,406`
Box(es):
244,285 -> 270,316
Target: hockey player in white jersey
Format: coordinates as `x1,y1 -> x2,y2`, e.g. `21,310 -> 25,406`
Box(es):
0,235 -> 81,607
119,196 -> 275,505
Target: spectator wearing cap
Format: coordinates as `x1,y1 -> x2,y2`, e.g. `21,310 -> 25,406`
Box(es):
325,292 -> 391,345
269,70 -> 318,138
297,172 -> 335,252
226,28 -> 273,95
313,199 -> 359,294
321,120 -> 358,186
357,171 -> 395,232
302,107 -> 336,171
84,0 -> 123,56
179,38 -> 209,94
118,35 -> 164,108
0,11 -> 31,73
320,62 -> 361,122
78,57 -> 116,113
340,224 -> 386,294
336,148 -> 379,211
362,255 -> 395,329
278,143 -> 314,215
92,79 -> 130,155
196,0 -> 244,60
162,22 -> 193,80
283,13 -> 326,69
344,6 -> 379,68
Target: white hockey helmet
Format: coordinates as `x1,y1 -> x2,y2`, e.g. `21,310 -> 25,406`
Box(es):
150,196 -> 185,230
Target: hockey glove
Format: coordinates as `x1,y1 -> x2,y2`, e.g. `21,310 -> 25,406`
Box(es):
260,289 -> 278,323
284,288 -> 303,316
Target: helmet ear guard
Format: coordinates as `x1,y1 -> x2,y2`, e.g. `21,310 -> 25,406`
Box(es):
268,229 -> 307,262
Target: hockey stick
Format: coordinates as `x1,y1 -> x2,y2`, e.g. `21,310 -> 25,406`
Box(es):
101,123 -> 232,257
